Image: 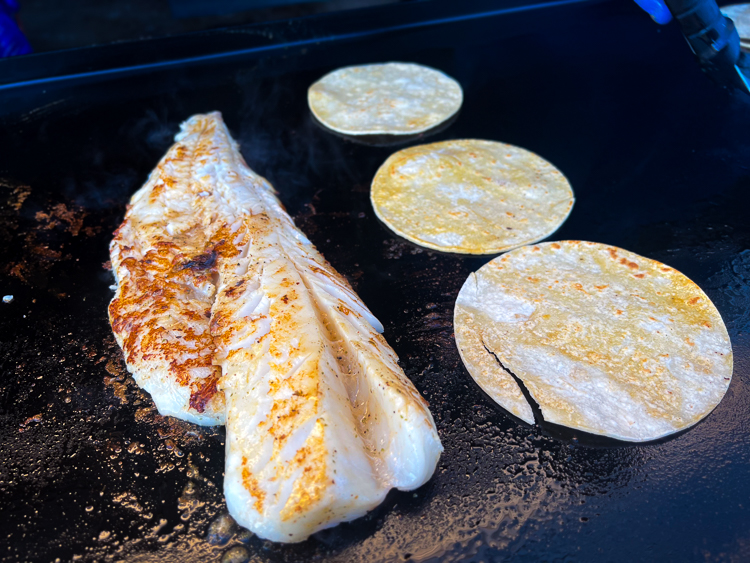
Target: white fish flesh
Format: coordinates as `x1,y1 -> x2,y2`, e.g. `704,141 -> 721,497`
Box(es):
108,121 -> 227,425
109,112 -> 443,542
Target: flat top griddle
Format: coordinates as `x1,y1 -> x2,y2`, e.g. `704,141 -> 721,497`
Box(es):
2,0 -> 750,561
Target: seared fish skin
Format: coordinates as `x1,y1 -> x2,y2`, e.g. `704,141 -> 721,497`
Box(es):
108,122 -> 226,425
110,112 -> 443,542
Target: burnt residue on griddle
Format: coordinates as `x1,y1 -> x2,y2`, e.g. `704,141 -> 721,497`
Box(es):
1,180 -> 31,212
1,184 -> 106,296
381,237 -> 426,260
0,180 -> 31,245
34,202 -> 86,237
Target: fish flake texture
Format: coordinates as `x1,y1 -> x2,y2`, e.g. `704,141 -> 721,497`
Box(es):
108,120 -> 227,425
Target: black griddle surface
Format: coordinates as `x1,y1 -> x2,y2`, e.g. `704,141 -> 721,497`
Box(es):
2,0 -> 750,561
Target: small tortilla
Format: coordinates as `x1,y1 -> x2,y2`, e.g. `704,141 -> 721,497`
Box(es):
371,140 -> 574,254
721,4 -> 750,40
454,241 -> 733,442
308,62 -> 462,135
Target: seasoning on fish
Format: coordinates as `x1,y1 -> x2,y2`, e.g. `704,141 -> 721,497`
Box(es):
108,123 -> 226,425
454,241 -> 733,442
109,112 -> 443,542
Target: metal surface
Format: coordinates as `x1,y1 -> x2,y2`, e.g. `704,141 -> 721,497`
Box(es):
2,0 -> 750,561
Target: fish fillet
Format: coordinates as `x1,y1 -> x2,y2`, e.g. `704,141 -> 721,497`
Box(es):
109,112 -> 443,542
108,123 -> 226,425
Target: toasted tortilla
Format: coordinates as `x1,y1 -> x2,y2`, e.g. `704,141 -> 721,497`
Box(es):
454,241 -> 733,442
308,62 -> 462,135
371,140 -> 574,254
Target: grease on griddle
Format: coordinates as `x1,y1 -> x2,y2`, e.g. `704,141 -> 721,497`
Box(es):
103,344 -> 137,405
18,413 -> 43,433
382,238 -> 425,260
82,338 -> 232,562
221,545 -> 251,563
101,335 -> 222,453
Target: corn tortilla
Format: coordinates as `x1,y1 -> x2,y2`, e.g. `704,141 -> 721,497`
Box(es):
371,140 -> 574,254
721,4 -> 750,40
308,62 -> 462,136
454,241 -> 733,442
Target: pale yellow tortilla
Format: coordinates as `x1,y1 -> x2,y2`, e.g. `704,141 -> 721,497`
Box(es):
454,241 -> 733,442
722,4 -> 750,40
308,62 -> 462,135
371,140 -> 574,254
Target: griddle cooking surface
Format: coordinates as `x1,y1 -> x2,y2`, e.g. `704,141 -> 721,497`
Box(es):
2,1 -> 750,561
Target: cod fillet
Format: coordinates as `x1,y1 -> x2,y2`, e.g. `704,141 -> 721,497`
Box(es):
109,122 -> 227,425
109,112 -> 443,542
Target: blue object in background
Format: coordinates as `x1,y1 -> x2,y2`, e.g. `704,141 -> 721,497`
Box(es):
633,0 -> 673,24
0,0 -> 31,57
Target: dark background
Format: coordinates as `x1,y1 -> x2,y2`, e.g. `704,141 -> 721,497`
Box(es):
15,0 -> 398,53
2,0 -> 750,561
